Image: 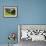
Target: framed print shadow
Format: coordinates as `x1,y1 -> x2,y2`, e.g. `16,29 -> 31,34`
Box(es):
4,6 -> 17,17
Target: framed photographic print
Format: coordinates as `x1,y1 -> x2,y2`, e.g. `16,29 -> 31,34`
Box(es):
4,6 -> 17,17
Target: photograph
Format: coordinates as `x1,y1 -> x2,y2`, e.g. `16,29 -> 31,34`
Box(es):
4,6 -> 17,17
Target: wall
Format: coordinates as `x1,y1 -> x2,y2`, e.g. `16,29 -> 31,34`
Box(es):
0,0 -> 46,45
0,0 -> 18,44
